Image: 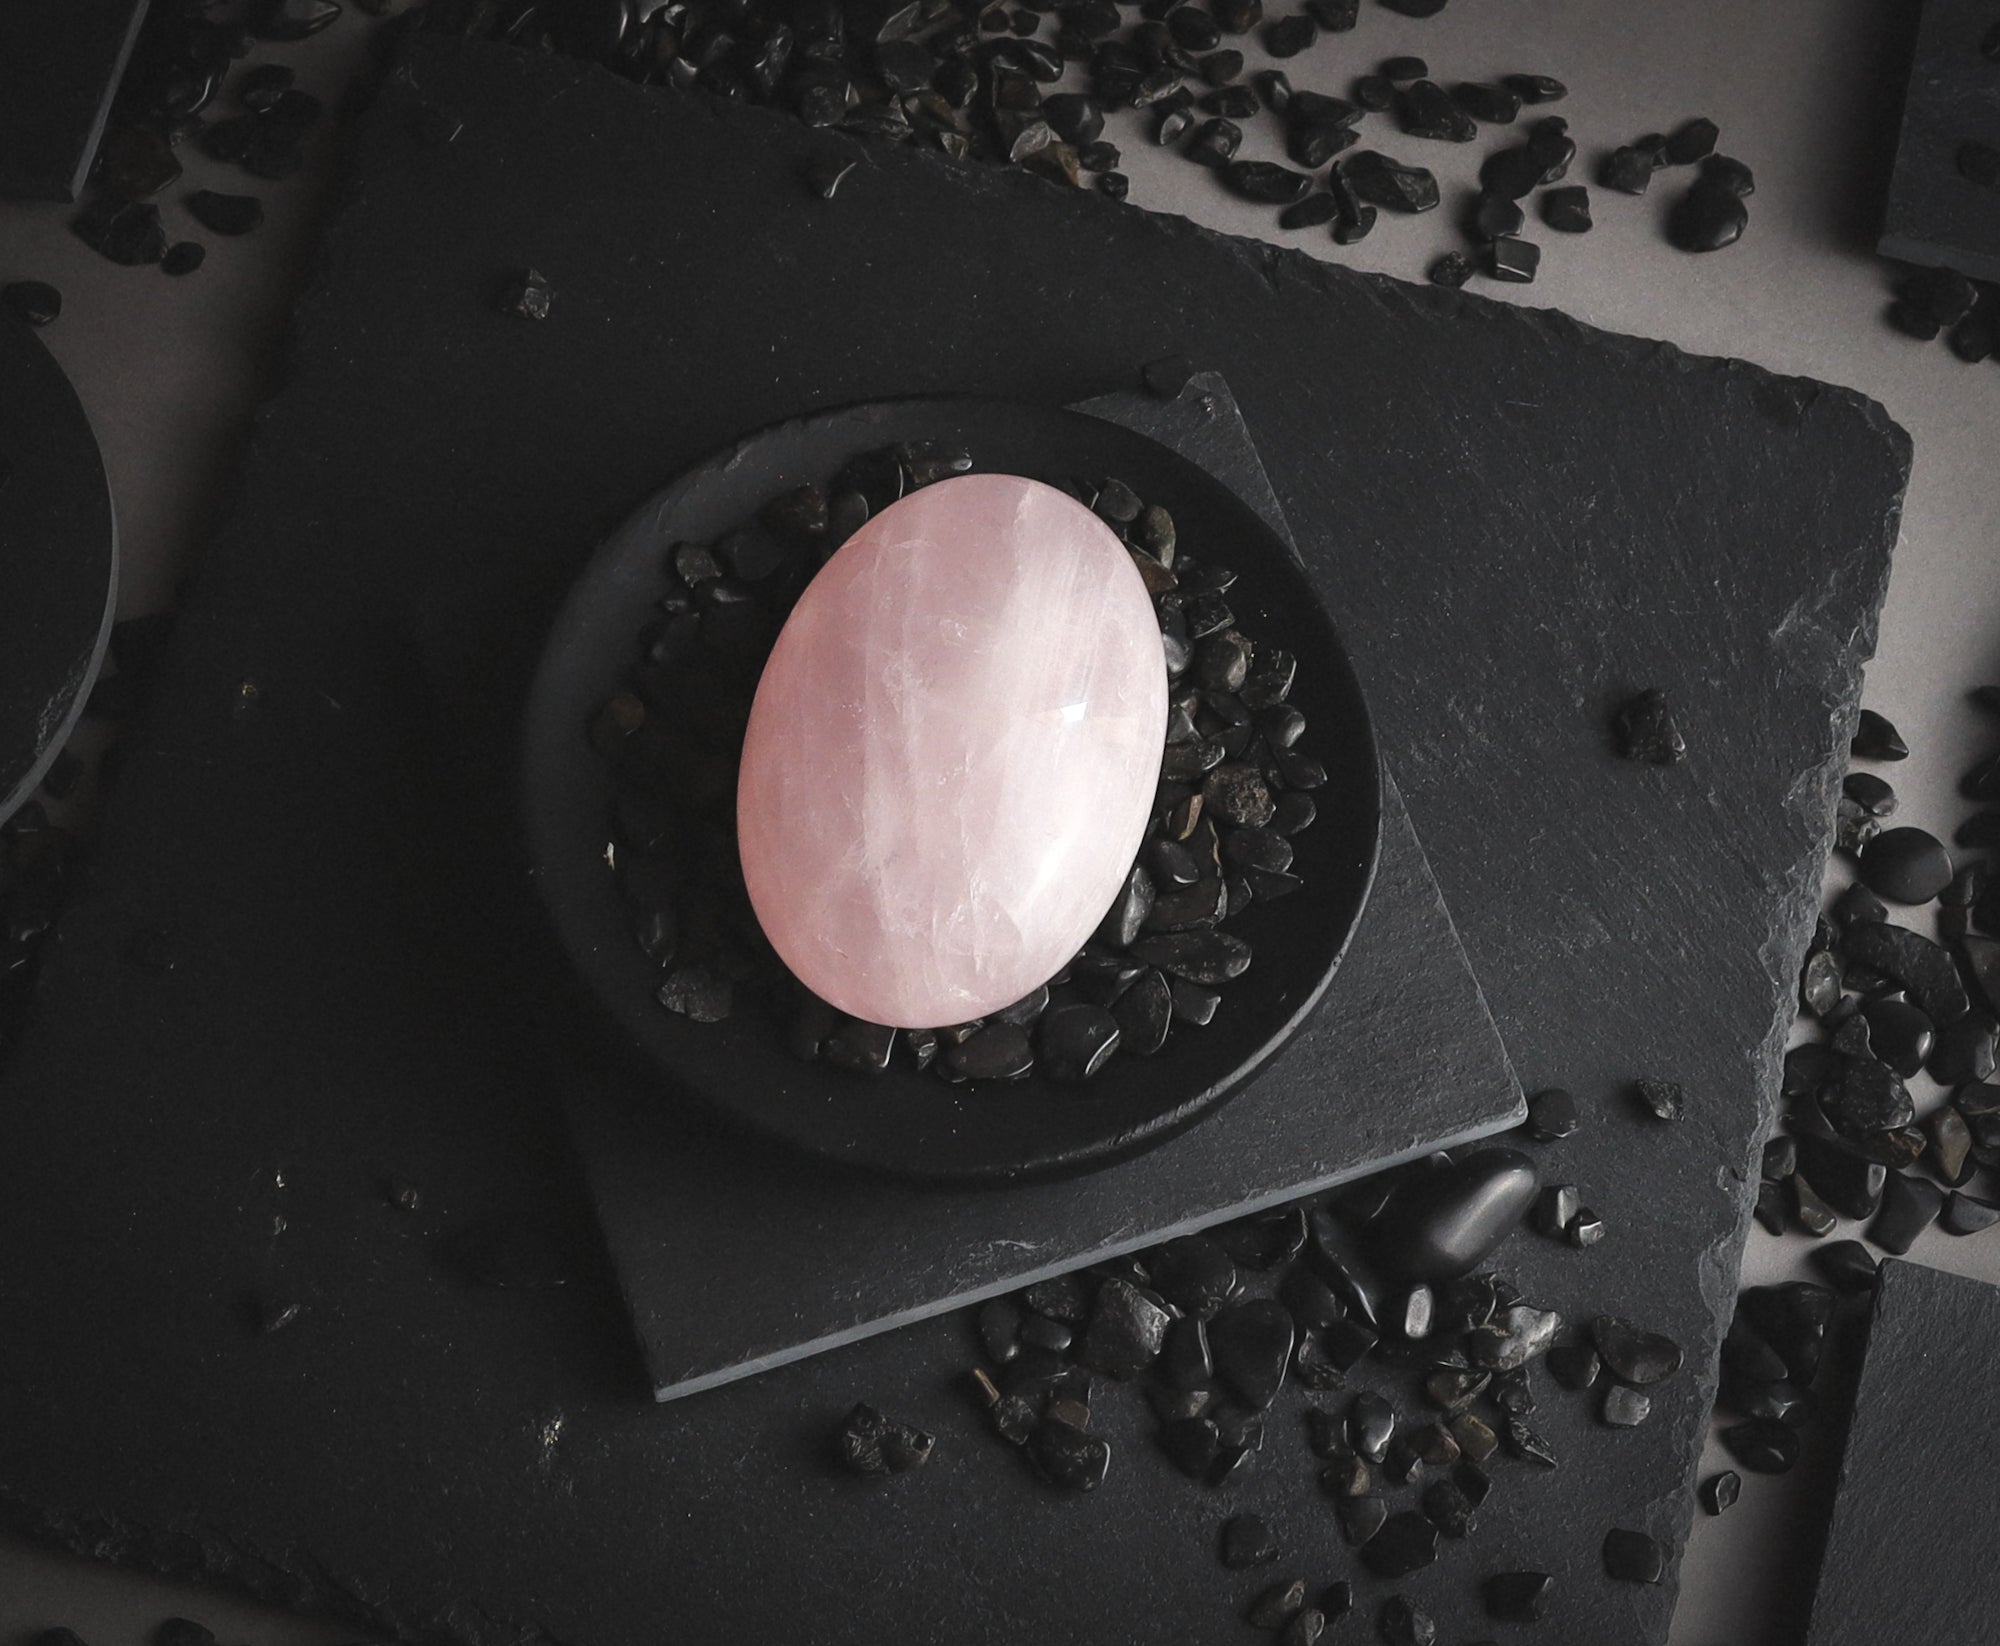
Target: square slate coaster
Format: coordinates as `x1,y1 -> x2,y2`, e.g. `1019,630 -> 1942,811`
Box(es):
1878,0 -> 2000,280
1804,1260 -> 2000,1645
0,0 -> 151,202
582,773 -> 1519,1400
573,372 -> 1523,1401
0,35 -> 1909,1646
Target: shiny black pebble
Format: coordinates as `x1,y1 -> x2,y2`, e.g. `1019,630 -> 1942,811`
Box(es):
1615,688 -> 1686,763
1852,708 -> 1907,760
1361,1511 -> 1439,1577
1720,1417 -> 1799,1473
1601,1527 -> 1665,1583
1858,826 -> 1953,904
1210,1297 -> 1295,1407
1541,184 -> 1591,232
1,280 -> 62,326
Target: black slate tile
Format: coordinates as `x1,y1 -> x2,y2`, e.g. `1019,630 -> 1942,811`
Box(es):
0,35 -> 1910,1646
1805,1261 -> 2000,1644
1878,0 -> 2000,280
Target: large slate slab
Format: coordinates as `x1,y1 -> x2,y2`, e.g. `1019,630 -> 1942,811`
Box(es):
1879,0 -> 2000,280
575,374 -> 1523,1401
0,0 -> 151,201
1805,1260 -> 2000,1646
0,34 -> 1910,1646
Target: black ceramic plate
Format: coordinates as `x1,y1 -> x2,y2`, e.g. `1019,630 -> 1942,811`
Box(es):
0,316 -> 117,825
522,396 -> 1381,1184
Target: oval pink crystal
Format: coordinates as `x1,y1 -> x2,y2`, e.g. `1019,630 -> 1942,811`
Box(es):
737,472 -> 1169,1029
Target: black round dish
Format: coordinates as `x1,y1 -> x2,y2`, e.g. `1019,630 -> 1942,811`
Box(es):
522,396 -> 1382,1185
0,317 -> 117,826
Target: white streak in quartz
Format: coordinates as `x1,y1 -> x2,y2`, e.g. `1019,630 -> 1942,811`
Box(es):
737,474 -> 1169,1029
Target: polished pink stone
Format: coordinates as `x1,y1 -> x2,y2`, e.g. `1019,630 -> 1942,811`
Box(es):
737,472 -> 1168,1029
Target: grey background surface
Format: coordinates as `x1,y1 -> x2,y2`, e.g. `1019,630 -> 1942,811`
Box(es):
1,2 -> 1996,1643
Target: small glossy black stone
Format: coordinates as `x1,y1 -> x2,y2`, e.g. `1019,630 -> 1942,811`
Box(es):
1262,13 -> 1316,56
188,189 -> 265,237
1218,159 -> 1314,204
1420,1476 -> 1477,1537
1600,145 -> 1655,195
1344,151 -> 1440,212
1160,1412 -> 1223,1478
1467,1305 -> 1563,1372
1868,1170 -> 1942,1255
1524,1086 -> 1579,1141
1840,920 -> 1968,1024
1547,1342 -> 1600,1390
1483,1571 -> 1552,1623
1487,236 -> 1540,283
836,1403 -> 935,1475
1541,184 -> 1591,232
1601,1385 -> 1651,1427
1602,1527 -> 1665,1584
1279,192 -> 1339,229
1146,1233 -> 1237,1317
1615,688 -> 1686,763
1633,1078 -> 1686,1121
1941,1190 -> 2000,1235
1399,80 -> 1476,143
978,1297 -> 1024,1363
1365,1147 -> 1539,1283
1247,1577 -> 1307,1628
1304,0 -> 1356,26
1038,1003 -> 1121,1080
502,268 -> 554,320
1753,1179 -> 1787,1235
1347,1389 -> 1397,1461
1700,1469 -> 1742,1516
1720,1417 -> 1800,1474
1,280 -> 61,326
1335,1494 -> 1387,1548
1200,85 -> 1259,118
1351,73 -> 1393,111
161,241 -> 206,277
1097,172 -> 1130,201
1030,1415 -> 1110,1490
1661,116 -> 1719,165
1861,997 -> 1934,1079
1380,56 -> 1427,82
1470,192 -> 1526,241
1214,1204 -> 1307,1268
1858,826 -> 1953,905
1361,1511 -> 1440,1577
1281,1267 -> 1346,1332
1504,73 -> 1567,104
1211,1297 -> 1295,1407
1453,81 -> 1521,124
1186,117 -> 1243,167
1591,1316 -> 1684,1385
1762,1135 -> 1799,1182
946,1021 -> 1034,1080
1376,1596 -> 1435,1646
1809,1238 -> 1879,1292
1852,708 -> 1908,760
1427,251 -> 1474,289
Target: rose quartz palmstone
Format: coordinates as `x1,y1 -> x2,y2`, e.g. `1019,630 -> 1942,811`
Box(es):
737,472 -> 1168,1029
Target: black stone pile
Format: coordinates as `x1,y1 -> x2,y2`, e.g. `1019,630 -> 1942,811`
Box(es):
592,441 -> 1324,1086
925,1135 -> 1691,1630
1884,264 -> 2000,365
1705,691 -> 2000,1512
1598,117 -> 1753,254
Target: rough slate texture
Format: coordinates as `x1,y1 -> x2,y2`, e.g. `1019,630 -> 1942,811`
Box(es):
1805,1261 -> 2000,1645
577,377 -> 1523,1401
0,36 -> 1910,1646
1879,0 -> 2000,279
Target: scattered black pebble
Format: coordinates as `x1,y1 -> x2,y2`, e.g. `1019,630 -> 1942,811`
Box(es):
835,1402 -> 935,1476
501,267 -> 554,320
1631,1078 -> 1685,1122
161,241 -> 207,276
1667,173 -> 1749,253
1221,1511 -> 1279,1568
2,279 -> 62,326
1262,13 -> 1317,58
1852,708 -> 1909,760
1700,1469 -> 1741,1515
1662,117 -> 1720,165
1375,1595 -> 1436,1646
1220,159 -> 1314,204
1345,150 -> 1441,213
1601,1527 -> 1664,1584
1427,251 -> 1474,289
1857,826 -> 1953,905
1247,1576 -> 1307,1627
1486,235 -> 1540,283
1541,185 -> 1592,233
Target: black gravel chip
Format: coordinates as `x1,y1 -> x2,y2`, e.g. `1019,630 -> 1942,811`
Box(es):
835,1402 -> 935,1475
1360,1510 -> 1439,1577
1,279 -> 61,326
1030,1415 -> 1111,1490
1503,73 -> 1567,104
1600,145 -> 1655,195
1852,708 -> 1908,760
502,267 -> 554,320
1941,1190 -> 2000,1235
1397,80 -> 1476,143
1858,825 -> 1953,904
1483,1570 -> 1552,1622
1375,1596 -> 1435,1646
161,242 -> 206,276
1590,1316 -> 1684,1385
1210,1297 -> 1295,1407
1486,235 -> 1540,283
1632,1078 -> 1685,1121
1452,81 -> 1521,124
1662,117 -> 1720,165
1219,159 -> 1313,203
1427,251 -> 1474,289
1701,153 -> 1756,196
1344,151 -> 1440,213
1262,13 -> 1316,57
1351,74 -> 1393,111
1541,184 -> 1592,232
1719,1416 -> 1800,1473
1601,1527 -> 1665,1584
1379,56 -> 1427,82
1614,687 -> 1686,763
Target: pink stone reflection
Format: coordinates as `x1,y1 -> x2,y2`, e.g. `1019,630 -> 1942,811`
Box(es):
737,472 -> 1168,1029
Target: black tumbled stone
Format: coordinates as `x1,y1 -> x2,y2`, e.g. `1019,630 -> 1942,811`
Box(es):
1720,1417 -> 1800,1473
1211,1297 -> 1295,1407
1858,826 -> 1953,905
1541,184 -> 1591,232
1602,1527 -> 1665,1583
1362,1511 -> 1440,1577
1614,688 -> 1685,763
1219,159 -> 1313,203
2,279 -> 62,326
1852,708 -> 1908,760
1600,145 -> 1655,195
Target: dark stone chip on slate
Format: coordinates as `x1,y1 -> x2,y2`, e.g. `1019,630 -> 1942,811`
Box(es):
835,1402 -> 935,1475
1524,1086 -> 1579,1140
1615,688 -> 1686,763
1219,159 -> 1313,204
1279,192 -> 1339,229
188,190 -> 265,236
1097,173 -> 1130,201
1187,118 -> 1244,167
1868,1171 -> 1942,1254
1632,1078 -> 1685,1121
1282,1267 -> 1346,1331
1720,1417 -> 1800,1473
978,1297 -> 1023,1362
1809,1238 -> 1879,1292
1483,1571 -> 1552,1622
1348,1389 -> 1397,1461
1839,920 -> 1968,1024
1345,151 -> 1440,212
1428,252 -> 1474,289
1486,236 -> 1540,283
1375,1596 -> 1436,1646
1111,968 -> 1173,1055
1940,1190 -> 2000,1235
1398,81 -> 1477,143
1858,826 -> 1953,904
1147,1234 -> 1237,1317
1248,1577 -> 1307,1628
1079,141 -> 1121,174
947,1020 -> 1034,1079
1504,73 -> 1567,104
72,201 -> 169,266
1959,141 -> 2000,187
1602,1527 -> 1665,1584
1861,997 -> 1933,1077
1844,770 -> 1899,816
502,268 -> 554,320
1533,1183 -> 1580,1236
1927,1103 -> 1977,1181
1541,184 -> 1592,232
1210,1297 -> 1295,1407
1754,1178 -> 1788,1235
1160,1413 -> 1224,1478
1466,1304 -> 1562,1371
1042,93 -> 1105,147
1420,1476 -> 1477,1537
1601,1385 -> 1651,1427
1201,85 -> 1259,118
1852,708 -> 1908,760
161,242 -> 206,277
1221,1511 -> 1280,1568
1700,1469 -> 1742,1516
1364,1146 -> 1539,1282
1262,14 -> 1317,57
1361,1511 -> 1440,1577
1337,1495 -> 1389,1546
1159,1315 -> 1213,1388
1591,1316 -> 1684,1385
1019,1313 -> 1072,1353
2,280 -> 62,326
1217,1203 -> 1308,1269
154,1623 -> 216,1646
1030,1416 -> 1111,1490
1547,1342 -> 1600,1389
1600,145 -> 1656,195
1202,51 -> 1248,87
